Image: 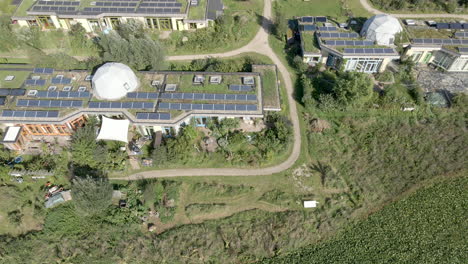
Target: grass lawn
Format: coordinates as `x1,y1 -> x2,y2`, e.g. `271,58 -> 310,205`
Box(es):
253,65 -> 281,109
0,0 -> 19,15
187,0 -> 207,20
0,70 -> 29,88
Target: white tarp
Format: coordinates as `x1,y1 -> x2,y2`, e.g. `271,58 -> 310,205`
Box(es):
92,62 -> 139,100
2,126 -> 21,142
303,201 -> 319,208
96,117 -> 130,143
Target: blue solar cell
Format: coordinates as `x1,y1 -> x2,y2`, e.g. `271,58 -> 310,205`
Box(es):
36,80 -> 46,86
71,101 -> 82,107
29,100 -> 40,107
111,102 -> 121,108
374,49 -> 384,54
120,102 -> 131,108
67,92 -> 78,98
50,100 -> 61,107
433,39 -> 443,44
181,103 -> 191,110
160,93 -> 172,99
355,48 -> 365,53
236,94 -> 247,101
17,100 -> 28,107
194,93 -> 204,100
148,93 -> 158,99
159,102 -> 170,109
183,93 -> 194,100
320,32 -> 330,38
47,111 -> 59,118
2,110 -> 14,117
39,100 -> 50,107
133,102 -> 143,109
229,85 -> 240,91
127,93 -> 137,99
24,111 -> 36,117
135,93 -> 146,99
236,104 -> 247,111
343,48 -> 354,53
13,110 -> 25,117
192,104 -> 202,110
246,105 -> 257,111
214,94 -> 225,100
225,104 -> 235,111
203,104 -> 214,110
44,68 -> 54,74
143,102 -> 154,109
100,102 -> 111,108
364,48 -> 374,53
225,94 -> 236,100
51,78 -> 61,84
246,94 -> 257,101
35,111 -> 47,118
172,93 -> 183,99
241,85 -> 252,92
205,94 -> 215,100
301,16 -> 313,23
384,48 -> 394,53
302,25 -> 316,31
89,102 -> 99,108
159,113 -> 171,120
171,103 -> 181,110
61,101 -> 72,107
33,68 -> 44,74
25,79 -> 35,85
61,78 -> 71,84
136,113 -> 148,119
214,104 -> 224,111
315,16 -> 327,22
148,113 -> 159,119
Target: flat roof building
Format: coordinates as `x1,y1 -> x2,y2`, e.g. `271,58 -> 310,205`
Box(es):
11,0 -> 224,32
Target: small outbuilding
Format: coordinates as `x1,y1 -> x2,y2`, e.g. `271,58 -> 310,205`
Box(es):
361,14 -> 403,46
303,200 -> 319,208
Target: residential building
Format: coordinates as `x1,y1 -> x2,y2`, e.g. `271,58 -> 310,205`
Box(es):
11,0 -> 224,32
0,63 -> 281,152
403,21 -> 468,72
297,15 -> 403,73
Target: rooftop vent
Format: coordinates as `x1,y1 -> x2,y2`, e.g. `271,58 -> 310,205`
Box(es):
85,75 -> 93,81
165,84 -> 177,92
78,86 -> 87,92
31,76 -> 41,80
151,80 -> 161,86
4,75 -> 15,81
193,75 -> 205,84
190,0 -> 198,6
242,76 -> 255,85
62,86 -> 72,92
210,75 -> 222,84
27,90 -> 38,96
48,86 -> 57,91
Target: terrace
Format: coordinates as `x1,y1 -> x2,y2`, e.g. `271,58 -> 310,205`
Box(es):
0,67 -> 273,124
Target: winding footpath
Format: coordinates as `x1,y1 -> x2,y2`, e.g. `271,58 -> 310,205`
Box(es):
360,0 -> 468,19
121,0 -> 301,180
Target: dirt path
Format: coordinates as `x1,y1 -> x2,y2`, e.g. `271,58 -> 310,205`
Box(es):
119,0 -> 302,180
360,0 -> 468,19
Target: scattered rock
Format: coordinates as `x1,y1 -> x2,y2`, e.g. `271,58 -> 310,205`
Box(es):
182,36 -> 189,42
166,199 -> 175,207
148,223 -> 157,232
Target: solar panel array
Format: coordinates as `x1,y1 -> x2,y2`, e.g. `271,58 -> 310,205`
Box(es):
412,38 -> 468,45
1,110 -> 59,118
17,99 -> 83,108
89,101 -> 154,109
139,2 -> 182,7
436,23 -> 468,30
33,68 -> 54,74
300,16 -> 314,23
37,1 -> 80,5
31,5 -> 77,12
25,79 -> 46,86
343,48 -> 396,54
0,89 -> 25,96
455,32 -> 468,38
51,77 -> 72,84
136,7 -> 180,13
324,40 -> 374,46
300,25 -> 316,31
161,92 -> 257,101
229,85 -> 253,92
127,92 -> 159,99
83,7 -> 136,13
95,2 -> 139,6
136,112 -> 171,120
35,91 -> 91,98
99,0 -> 139,1
319,32 -> 359,38
318,26 -> 337,31
142,0 -> 177,1
299,16 -> 326,23
458,47 -> 468,53
0,97 -> 5,106
315,16 -> 327,23
158,102 -> 258,112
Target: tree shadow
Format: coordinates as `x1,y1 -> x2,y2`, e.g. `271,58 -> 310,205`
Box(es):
310,161 -> 331,187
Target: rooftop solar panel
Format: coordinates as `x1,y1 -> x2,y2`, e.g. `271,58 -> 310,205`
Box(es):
136,112 -> 171,120
301,16 -> 314,23
301,25 -> 316,31
455,32 -> 468,38
1,110 -> 59,118
458,47 -> 468,53
449,23 -> 463,29
192,104 -> 203,110
436,23 -> 449,29
315,16 -> 327,23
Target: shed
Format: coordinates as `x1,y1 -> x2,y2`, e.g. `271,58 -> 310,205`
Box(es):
303,200 -> 319,208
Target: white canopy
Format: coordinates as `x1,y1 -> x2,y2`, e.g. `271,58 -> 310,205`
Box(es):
360,14 -> 402,46
92,63 -> 139,100
96,117 -> 130,143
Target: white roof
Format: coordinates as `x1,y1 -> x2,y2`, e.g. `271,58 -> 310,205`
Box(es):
303,201 -> 319,208
92,63 -> 139,100
361,14 -> 402,46
96,117 -> 130,143
2,126 -> 21,142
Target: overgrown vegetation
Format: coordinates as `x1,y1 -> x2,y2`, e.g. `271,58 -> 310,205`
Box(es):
261,174 -> 467,263
371,0 -> 468,13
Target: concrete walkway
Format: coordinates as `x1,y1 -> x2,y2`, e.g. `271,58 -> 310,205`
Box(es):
119,0 -> 302,180
360,0 -> 468,19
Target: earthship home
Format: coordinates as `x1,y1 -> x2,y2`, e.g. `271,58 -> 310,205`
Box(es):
298,14 -> 403,73
0,63 -> 281,152
11,0 -> 224,32
403,20 -> 468,72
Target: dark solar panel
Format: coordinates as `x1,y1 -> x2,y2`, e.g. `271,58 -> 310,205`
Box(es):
192,104 -> 202,110
225,104 -> 235,111
315,16 -> 327,23
301,16 -> 314,23
301,25 -> 316,31
1,110 -> 59,118
458,47 -> 468,53
343,48 -> 354,53
436,23 -> 449,29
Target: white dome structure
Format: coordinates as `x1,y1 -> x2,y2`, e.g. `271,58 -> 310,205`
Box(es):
360,14 -> 402,46
92,63 -> 139,100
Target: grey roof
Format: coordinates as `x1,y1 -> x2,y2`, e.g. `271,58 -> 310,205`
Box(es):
207,0 -> 223,20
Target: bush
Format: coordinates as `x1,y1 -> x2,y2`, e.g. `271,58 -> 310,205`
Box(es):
71,177 -> 113,216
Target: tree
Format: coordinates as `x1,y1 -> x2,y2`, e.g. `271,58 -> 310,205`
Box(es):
273,3 -> 287,40
68,23 -> 92,54
0,16 -> 18,52
70,121 -> 100,168
71,176 -> 113,216
334,72 -> 373,106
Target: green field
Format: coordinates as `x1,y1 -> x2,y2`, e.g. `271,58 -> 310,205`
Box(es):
275,0 -> 371,21
261,173 -> 467,264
